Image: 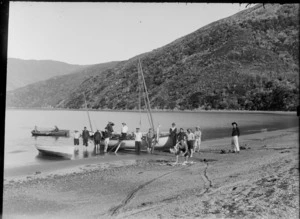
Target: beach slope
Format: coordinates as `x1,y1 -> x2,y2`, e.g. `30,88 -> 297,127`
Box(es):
3,127 -> 299,218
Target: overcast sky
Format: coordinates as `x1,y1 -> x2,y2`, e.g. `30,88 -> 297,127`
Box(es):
8,2 -> 254,65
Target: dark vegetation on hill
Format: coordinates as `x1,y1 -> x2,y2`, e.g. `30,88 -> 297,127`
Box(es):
6,4 -> 299,111
6,58 -> 89,91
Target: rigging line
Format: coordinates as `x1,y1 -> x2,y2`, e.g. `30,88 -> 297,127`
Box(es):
138,63 -> 142,127
138,59 -> 155,131
83,92 -> 94,133
138,62 -> 151,129
143,83 -> 152,128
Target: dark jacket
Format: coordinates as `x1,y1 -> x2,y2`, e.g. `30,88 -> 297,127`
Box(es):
105,124 -> 114,134
232,127 -> 240,137
169,128 -> 177,137
82,130 -> 90,139
177,132 -> 187,142
94,131 -> 102,141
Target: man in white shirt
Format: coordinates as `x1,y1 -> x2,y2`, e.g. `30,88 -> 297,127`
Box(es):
134,127 -> 143,155
121,122 -> 128,139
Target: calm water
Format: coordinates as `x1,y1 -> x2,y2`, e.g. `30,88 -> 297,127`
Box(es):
4,109 -> 298,169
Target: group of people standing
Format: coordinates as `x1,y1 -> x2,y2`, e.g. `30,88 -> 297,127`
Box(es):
73,121 -> 116,153
72,122 -> 151,155
169,123 -> 202,165
72,120 -> 240,161
170,122 -> 240,165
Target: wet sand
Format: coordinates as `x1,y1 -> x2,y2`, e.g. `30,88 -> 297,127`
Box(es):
3,127 -> 299,218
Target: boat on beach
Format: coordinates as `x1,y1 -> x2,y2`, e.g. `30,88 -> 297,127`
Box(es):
100,60 -> 173,152
31,129 -> 70,137
102,132 -> 172,151
35,145 -> 74,158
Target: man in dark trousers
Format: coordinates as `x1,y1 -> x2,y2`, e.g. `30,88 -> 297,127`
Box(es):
169,122 -> 177,147
94,129 -> 102,151
82,127 -> 90,149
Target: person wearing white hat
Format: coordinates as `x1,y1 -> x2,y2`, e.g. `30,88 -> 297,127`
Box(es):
121,122 -> 128,140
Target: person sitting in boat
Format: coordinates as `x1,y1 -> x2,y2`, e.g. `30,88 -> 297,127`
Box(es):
169,123 -> 177,147
121,122 -> 128,140
53,126 -> 59,132
82,127 -> 90,149
34,125 -> 39,133
106,122 -> 114,134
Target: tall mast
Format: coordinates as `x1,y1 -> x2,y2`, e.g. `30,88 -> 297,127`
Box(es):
138,59 -> 155,132
83,92 -> 93,133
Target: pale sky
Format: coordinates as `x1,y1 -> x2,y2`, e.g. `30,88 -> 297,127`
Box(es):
8,2 -> 253,65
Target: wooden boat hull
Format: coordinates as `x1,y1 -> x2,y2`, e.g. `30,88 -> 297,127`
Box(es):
32,130 -> 70,137
100,135 -> 174,151
35,145 -> 74,158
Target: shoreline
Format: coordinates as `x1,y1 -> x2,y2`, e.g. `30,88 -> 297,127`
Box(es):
4,126 -> 298,182
3,126 -> 299,218
6,107 -> 297,115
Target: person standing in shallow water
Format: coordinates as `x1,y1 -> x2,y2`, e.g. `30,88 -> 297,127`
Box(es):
134,127 -> 143,155
82,127 -> 90,149
169,123 -> 177,147
231,122 -> 240,153
93,129 -> 102,151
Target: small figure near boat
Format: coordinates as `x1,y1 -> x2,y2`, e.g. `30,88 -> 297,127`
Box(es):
121,122 -> 128,140
134,127 -> 142,155
94,129 -> 102,151
169,123 -> 177,147
146,128 -> 154,153
187,128 -> 195,157
53,126 -> 59,132
231,122 -> 240,153
104,122 -> 114,153
82,127 -> 90,149
194,126 -> 202,153
73,130 -> 80,152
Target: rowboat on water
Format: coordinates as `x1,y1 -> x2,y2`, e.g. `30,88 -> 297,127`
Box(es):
35,145 -> 74,158
31,129 -> 70,137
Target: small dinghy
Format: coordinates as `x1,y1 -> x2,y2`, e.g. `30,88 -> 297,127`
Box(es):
35,145 -> 74,158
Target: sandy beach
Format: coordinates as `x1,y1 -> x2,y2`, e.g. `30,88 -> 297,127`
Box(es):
3,127 -> 299,218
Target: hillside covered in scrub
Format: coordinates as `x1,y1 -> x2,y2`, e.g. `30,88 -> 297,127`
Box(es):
7,4 -> 299,111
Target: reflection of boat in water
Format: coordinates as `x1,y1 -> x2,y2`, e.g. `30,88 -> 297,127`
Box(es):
32,129 -> 70,137
100,59 -> 172,152
35,145 -> 74,158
